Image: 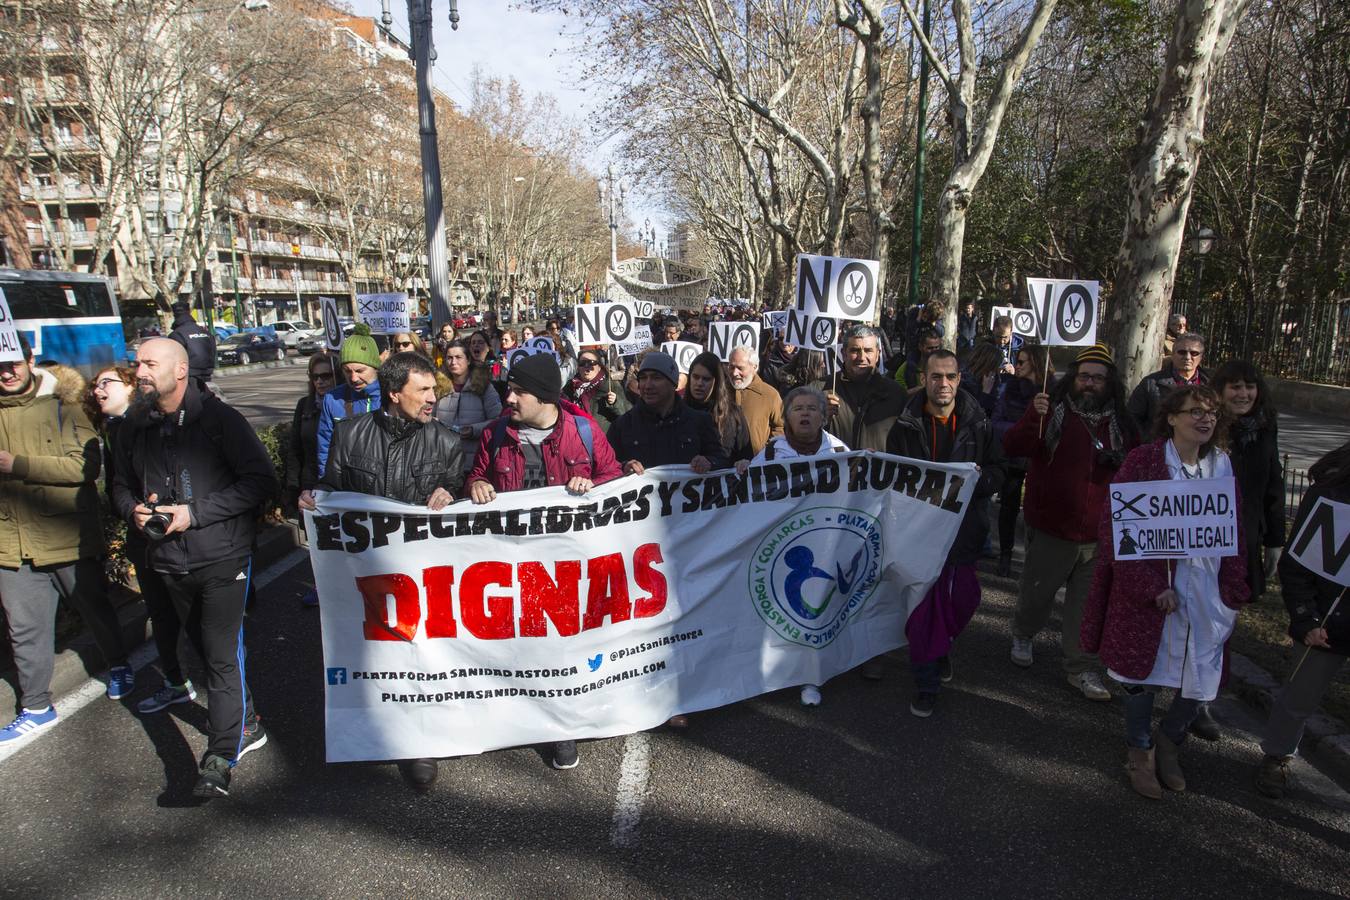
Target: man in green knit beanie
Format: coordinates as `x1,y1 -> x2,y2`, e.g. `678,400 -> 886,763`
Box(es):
313,323 -> 382,482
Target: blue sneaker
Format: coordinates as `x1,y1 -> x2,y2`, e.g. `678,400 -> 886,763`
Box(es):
300,588 -> 319,608
107,665 -> 135,700
0,707 -> 58,743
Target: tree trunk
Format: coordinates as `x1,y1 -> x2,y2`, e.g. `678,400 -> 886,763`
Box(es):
0,155 -> 32,267
1110,0 -> 1253,388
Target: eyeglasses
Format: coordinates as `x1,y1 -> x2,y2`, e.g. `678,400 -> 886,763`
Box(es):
94,378 -> 124,390
1076,373 -> 1108,385
1179,407 -> 1218,421
1175,349 -> 1202,357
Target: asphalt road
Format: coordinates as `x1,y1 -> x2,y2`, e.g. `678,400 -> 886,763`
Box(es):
2,550 -> 1348,899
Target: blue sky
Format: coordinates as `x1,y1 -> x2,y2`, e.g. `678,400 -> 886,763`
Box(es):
348,0 -> 667,233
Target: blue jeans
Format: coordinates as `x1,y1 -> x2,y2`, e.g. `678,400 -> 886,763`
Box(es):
1121,685 -> 1202,749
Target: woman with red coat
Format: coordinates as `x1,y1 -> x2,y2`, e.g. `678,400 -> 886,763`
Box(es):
1082,385 -> 1251,799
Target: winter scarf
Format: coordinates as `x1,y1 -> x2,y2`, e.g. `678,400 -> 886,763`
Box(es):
1045,393 -> 1125,460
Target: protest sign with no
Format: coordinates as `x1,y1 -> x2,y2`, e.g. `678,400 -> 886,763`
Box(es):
661,341 -> 702,374
504,344 -> 561,372
1025,279 -> 1099,346
989,305 -> 1039,338
1288,497 -> 1350,588
0,285 -> 24,362
762,310 -> 788,337
356,292 -> 411,335
574,301 -> 636,347
707,321 -> 760,362
784,309 -> 839,351
319,296 -> 343,351
1110,477 -> 1239,560
795,253 -> 880,322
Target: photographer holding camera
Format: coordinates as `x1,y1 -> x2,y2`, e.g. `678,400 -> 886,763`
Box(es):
111,339 -> 277,799
1001,343 -> 1140,701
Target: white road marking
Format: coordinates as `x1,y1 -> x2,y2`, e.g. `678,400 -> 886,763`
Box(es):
0,549 -> 310,766
610,732 -> 652,848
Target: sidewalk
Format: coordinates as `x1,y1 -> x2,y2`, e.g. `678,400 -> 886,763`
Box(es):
0,521 -> 305,715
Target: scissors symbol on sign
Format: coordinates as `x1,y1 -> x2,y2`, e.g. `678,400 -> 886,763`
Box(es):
843,272 -> 867,307
1112,490 -> 1146,521
1062,295 -> 1085,331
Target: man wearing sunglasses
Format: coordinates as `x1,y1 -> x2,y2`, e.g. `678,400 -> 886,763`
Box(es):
1127,332 -> 1209,438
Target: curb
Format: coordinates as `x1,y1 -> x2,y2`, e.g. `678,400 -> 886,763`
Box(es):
0,520 -> 306,713
1228,650 -> 1350,783
213,356 -> 304,377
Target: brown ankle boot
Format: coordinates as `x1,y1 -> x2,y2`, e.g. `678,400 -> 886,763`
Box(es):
1125,747 -> 1163,799
1153,728 -> 1186,791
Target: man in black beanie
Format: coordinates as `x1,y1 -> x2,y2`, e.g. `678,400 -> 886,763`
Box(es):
465,350 -> 621,770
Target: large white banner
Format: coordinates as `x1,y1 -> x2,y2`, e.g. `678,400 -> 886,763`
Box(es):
306,453 -> 978,762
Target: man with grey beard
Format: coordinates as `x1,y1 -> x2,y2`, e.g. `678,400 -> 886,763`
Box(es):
1001,343 -> 1140,701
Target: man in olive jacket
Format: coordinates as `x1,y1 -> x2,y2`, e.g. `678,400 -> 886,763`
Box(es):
0,336 -> 130,744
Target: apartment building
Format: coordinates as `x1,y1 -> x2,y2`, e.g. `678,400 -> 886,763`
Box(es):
7,0 -> 475,327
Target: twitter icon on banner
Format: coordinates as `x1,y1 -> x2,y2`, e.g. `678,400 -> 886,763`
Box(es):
587,654 -> 603,672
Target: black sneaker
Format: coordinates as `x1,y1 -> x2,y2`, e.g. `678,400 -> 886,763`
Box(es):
236,714 -> 268,762
909,692 -> 938,718
551,740 -> 579,770
193,754 -> 232,799
400,758 -> 438,791
937,656 -> 954,684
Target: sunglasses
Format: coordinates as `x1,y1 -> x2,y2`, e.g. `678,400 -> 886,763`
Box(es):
394,340 -> 415,350
311,371 -> 335,381
579,360 -> 600,369
1175,349 -> 1202,357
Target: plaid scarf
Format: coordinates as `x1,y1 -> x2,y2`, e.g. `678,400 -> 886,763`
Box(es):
1045,393 -> 1124,461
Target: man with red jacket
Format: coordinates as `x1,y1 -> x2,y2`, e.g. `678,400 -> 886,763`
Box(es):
1002,343 -> 1140,701
465,352 -> 622,769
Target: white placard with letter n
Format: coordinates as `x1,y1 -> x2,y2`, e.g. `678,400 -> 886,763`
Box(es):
574,301 -> 635,347
1288,497 -> 1350,588
706,321 -> 760,362
1024,279 -> 1099,347
661,341 -> 702,374
794,254 -> 880,323
319,296 -> 343,351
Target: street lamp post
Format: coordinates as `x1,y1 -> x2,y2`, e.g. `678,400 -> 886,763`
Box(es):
227,215 -> 244,326
382,0 -> 456,331
1187,225 -> 1215,315
599,164 -> 623,270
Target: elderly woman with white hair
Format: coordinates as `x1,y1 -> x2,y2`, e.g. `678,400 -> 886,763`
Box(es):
738,386 -> 849,706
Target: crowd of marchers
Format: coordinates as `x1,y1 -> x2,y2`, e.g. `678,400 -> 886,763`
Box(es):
0,299 -> 1345,807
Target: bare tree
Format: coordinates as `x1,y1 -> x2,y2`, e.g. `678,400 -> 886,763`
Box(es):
1110,0 -> 1254,387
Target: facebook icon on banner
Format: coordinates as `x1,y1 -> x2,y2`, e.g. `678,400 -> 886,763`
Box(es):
327,668 -> 347,686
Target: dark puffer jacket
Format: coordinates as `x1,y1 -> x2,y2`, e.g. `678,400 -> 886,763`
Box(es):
112,382 -> 277,574
1280,480 -> 1350,655
606,397 -> 729,470
321,410 -> 463,503
886,390 -> 1006,565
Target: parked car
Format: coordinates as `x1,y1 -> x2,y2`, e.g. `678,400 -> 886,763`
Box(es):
298,317 -> 355,355
216,330 -> 287,366
272,319 -> 318,348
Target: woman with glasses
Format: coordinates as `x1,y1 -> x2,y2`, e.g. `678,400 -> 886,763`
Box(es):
389,331 -> 428,359
1082,385 -> 1251,799
564,348 -> 628,433
498,329 -> 518,353
433,341 -> 502,474
288,352 -> 337,606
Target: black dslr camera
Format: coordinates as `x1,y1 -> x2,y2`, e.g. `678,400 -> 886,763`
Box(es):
143,500 -> 174,540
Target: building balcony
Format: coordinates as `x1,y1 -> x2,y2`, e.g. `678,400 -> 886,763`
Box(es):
21,85 -> 86,107
29,134 -> 99,155
27,227 -> 94,248
20,182 -> 103,202
243,238 -> 341,262
222,275 -> 350,294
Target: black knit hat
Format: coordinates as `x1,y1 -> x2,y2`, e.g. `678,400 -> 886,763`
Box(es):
507,352 -> 561,405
